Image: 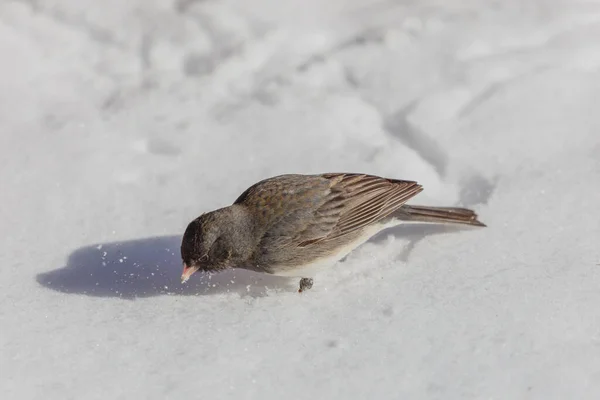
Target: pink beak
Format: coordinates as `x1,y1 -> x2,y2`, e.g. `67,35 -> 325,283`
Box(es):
181,263 -> 200,284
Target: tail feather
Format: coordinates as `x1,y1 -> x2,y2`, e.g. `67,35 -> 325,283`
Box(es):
396,205 -> 486,227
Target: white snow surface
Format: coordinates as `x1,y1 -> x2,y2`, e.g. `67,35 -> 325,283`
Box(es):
2,0 -> 600,398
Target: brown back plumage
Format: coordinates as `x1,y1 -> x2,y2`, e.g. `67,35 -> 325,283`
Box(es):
298,173 -> 423,245
233,173 -> 424,271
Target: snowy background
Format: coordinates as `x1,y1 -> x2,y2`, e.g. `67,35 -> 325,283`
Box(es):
2,0 -> 600,398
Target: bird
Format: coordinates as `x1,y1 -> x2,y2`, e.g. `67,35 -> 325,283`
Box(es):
180,173 -> 485,292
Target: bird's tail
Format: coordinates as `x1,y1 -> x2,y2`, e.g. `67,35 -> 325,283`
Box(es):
395,205 -> 486,227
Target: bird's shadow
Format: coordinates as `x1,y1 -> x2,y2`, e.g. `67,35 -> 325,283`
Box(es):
37,224 -> 473,299
36,236 -> 296,299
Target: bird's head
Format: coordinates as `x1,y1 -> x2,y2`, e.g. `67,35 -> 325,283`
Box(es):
180,211 -> 234,283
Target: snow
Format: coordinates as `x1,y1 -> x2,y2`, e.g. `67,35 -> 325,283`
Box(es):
2,0 -> 600,398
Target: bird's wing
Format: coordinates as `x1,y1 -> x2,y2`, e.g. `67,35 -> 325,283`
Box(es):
294,173 -> 423,247
234,173 -> 423,252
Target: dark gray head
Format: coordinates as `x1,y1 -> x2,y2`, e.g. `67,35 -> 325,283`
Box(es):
180,205 -> 253,283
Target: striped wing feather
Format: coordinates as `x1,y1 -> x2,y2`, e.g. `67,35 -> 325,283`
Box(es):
297,174 -> 423,247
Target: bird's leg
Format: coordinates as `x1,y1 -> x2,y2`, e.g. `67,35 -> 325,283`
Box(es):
298,277 -> 314,293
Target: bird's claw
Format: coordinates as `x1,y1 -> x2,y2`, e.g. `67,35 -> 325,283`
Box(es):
298,277 -> 314,293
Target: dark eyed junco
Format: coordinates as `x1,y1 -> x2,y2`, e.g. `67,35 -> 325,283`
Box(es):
180,173 -> 485,292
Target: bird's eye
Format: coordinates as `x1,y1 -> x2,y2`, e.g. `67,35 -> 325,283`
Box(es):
200,254 -> 209,262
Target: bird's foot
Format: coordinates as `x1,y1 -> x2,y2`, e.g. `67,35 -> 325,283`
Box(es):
298,278 -> 314,293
